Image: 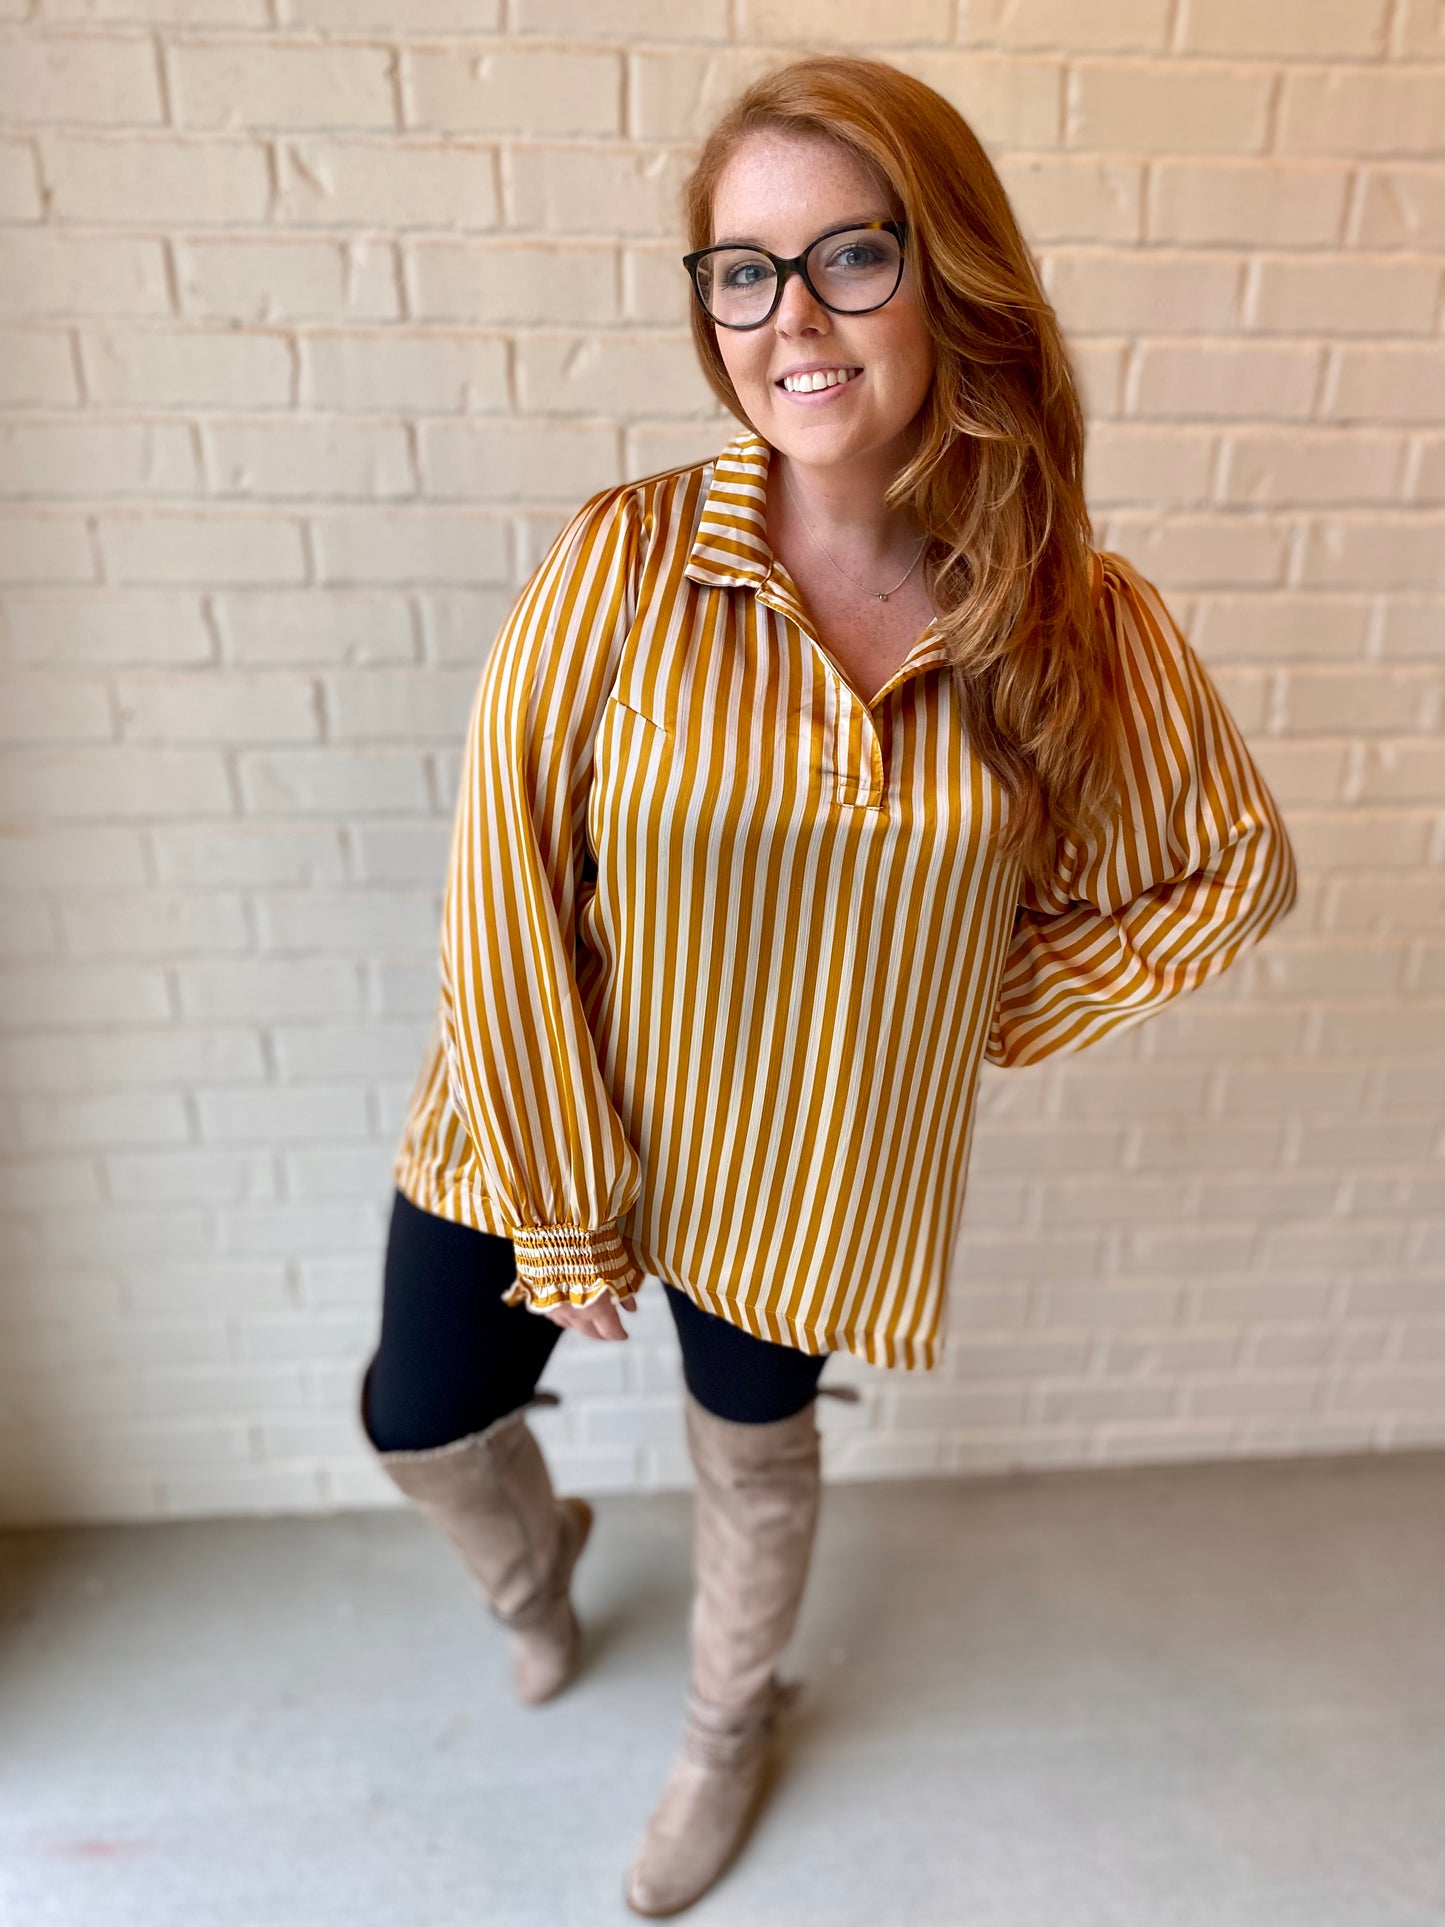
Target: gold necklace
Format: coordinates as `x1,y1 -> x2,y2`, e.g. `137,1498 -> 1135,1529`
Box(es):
780,462 -> 929,602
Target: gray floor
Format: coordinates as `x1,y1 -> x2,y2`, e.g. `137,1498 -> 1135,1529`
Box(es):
2,1452 -> 1444,1927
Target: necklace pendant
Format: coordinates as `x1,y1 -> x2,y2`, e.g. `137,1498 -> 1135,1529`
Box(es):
877,591 -> 888,601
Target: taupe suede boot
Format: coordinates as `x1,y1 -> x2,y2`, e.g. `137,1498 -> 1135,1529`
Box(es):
624,1384 -> 855,1918
359,1361 -> 593,1706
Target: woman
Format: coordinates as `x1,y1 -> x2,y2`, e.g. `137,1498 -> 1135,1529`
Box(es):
357,53 -> 1297,1919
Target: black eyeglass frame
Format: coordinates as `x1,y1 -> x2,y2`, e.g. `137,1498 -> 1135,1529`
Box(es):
682,218 -> 908,330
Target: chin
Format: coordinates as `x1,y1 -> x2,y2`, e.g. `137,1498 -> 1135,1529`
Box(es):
768,411 -> 878,454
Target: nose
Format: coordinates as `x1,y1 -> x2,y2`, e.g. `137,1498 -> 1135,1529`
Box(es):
774,263 -> 830,333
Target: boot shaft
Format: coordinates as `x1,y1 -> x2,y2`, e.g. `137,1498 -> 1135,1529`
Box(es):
683,1391 -> 824,1715
359,1364 -> 565,1629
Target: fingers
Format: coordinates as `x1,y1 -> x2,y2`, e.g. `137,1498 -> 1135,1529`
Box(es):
540,1291 -> 638,1341
583,1296 -> 626,1342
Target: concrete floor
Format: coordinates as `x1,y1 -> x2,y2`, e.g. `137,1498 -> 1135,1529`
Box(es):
1,1451 -> 1443,1927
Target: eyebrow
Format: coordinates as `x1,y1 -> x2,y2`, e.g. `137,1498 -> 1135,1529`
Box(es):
710,213 -> 891,249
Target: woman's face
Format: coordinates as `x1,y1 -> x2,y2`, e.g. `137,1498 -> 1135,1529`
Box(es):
706,130 -> 935,474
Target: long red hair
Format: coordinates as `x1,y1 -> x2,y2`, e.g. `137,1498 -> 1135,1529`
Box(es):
681,53 -> 1122,889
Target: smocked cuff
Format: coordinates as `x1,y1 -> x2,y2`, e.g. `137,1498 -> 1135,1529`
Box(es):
502,1221 -> 641,1312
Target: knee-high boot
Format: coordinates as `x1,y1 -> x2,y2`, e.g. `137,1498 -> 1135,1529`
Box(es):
358,1359 -> 593,1706
624,1384 -> 847,1917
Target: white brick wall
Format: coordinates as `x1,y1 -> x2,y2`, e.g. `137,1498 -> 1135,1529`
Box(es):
1,1 -> 1442,1525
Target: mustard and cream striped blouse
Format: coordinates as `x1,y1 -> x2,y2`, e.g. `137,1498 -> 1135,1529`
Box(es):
393,427 -> 1297,1370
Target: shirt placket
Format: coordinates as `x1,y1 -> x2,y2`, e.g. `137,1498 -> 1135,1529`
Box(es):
757,570 -> 955,812
830,688 -> 884,808
757,575 -> 879,809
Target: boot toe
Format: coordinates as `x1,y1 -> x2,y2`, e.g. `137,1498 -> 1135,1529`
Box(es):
623,1864 -> 690,1919
622,1748 -> 770,1917
510,1496 -> 592,1704
512,1600 -> 580,1704
624,1832 -> 718,1921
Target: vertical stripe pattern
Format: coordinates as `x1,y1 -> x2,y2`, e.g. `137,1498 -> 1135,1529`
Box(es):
393,429 -> 1298,1370
985,554 -> 1299,1067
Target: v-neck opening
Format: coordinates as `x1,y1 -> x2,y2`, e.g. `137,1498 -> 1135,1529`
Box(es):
762,552 -> 950,711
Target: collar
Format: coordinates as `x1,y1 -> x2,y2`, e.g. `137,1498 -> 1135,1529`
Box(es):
682,427 -> 955,675
683,427 -> 776,591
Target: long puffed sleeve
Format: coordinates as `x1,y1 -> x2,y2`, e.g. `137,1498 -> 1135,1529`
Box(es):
437,482 -> 647,1312
985,549 -> 1297,1069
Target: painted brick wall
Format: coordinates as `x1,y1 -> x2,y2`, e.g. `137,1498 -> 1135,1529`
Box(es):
1,0 -> 1442,1524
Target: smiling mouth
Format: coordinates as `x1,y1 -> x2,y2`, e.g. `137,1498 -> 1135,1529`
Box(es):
775,366 -> 864,393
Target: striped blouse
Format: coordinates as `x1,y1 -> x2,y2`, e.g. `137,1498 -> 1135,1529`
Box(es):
392,427 -> 1297,1370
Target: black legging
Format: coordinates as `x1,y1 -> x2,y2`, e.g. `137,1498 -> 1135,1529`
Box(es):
361,1187 -> 829,1451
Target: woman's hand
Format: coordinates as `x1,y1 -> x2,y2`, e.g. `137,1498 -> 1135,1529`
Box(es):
539,1290 -> 639,1342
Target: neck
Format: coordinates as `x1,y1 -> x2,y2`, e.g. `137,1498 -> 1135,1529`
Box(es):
769,436 -> 924,575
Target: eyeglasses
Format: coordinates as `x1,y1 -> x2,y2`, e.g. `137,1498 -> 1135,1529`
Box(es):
682,219 -> 908,330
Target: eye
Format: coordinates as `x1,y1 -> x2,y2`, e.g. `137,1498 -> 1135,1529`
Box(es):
828,243 -> 882,271
721,261 -> 768,290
